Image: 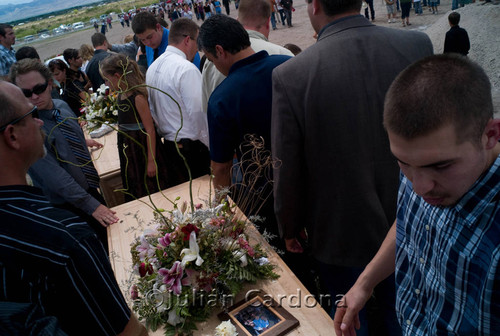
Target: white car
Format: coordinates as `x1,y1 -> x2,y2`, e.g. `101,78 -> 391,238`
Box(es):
40,34 -> 50,39
72,22 -> 85,30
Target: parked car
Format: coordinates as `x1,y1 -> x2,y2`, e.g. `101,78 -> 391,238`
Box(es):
24,35 -> 35,42
40,34 -> 50,39
59,24 -> 70,31
72,22 -> 85,30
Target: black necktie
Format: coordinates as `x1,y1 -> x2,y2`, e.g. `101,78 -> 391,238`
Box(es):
52,109 -> 100,189
154,48 -> 160,60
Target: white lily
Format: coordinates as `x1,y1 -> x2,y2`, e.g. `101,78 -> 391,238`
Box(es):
180,231 -> 204,268
98,84 -> 108,94
167,309 -> 183,326
233,250 -> 248,267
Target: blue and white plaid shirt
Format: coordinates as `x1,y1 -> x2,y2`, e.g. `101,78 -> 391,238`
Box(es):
0,44 -> 16,76
395,155 -> 500,335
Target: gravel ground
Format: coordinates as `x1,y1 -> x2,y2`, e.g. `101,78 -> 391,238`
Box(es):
424,2 -> 500,113
29,0 -> 498,109
30,1 -> 456,60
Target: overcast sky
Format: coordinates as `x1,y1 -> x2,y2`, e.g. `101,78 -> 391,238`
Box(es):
0,0 -> 32,6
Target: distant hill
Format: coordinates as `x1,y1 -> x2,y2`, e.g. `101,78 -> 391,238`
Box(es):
0,0 -> 101,23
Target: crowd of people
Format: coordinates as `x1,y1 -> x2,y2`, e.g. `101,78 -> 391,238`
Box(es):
0,0 -> 495,335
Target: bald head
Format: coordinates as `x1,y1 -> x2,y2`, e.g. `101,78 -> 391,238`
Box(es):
0,80 -> 45,185
238,0 -> 271,36
0,81 -> 24,127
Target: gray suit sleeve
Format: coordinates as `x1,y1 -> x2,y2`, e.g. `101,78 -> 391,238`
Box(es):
29,152 -> 101,215
110,42 -> 138,59
271,67 -> 306,239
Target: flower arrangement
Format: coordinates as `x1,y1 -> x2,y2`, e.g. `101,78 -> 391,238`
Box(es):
77,66 -> 279,335
80,84 -> 118,131
130,199 -> 279,336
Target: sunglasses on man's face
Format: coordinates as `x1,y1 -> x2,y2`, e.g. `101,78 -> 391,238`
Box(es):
0,106 -> 39,132
22,82 -> 49,98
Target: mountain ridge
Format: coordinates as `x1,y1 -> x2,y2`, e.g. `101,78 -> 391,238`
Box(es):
0,0 -> 100,23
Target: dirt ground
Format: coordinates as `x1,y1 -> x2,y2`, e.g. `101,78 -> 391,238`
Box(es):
30,0 -> 456,61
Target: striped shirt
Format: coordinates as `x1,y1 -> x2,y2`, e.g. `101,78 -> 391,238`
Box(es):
0,186 -> 130,335
395,155 -> 500,335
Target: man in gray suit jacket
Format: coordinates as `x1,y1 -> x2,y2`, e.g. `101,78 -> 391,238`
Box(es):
271,0 -> 433,333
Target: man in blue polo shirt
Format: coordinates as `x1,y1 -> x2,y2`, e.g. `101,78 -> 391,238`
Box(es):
198,14 -> 291,246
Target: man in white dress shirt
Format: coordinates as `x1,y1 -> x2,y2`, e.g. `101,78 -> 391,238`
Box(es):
146,18 -> 209,186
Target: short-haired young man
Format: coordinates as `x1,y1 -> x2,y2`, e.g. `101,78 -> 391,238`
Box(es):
0,23 -> 16,78
132,11 -> 170,67
0,80 -> 146,336
146,18 -> 209,187
444,12 -> 470,56
334,54 -> 500,335
86,32 -> 112,91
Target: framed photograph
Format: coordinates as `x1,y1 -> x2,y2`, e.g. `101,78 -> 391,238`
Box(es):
218,292 -> 299,336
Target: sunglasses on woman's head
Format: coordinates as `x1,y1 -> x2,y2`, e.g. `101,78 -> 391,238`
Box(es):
22,82 -> 49,98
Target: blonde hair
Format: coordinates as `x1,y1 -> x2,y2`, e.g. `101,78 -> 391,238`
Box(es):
124,34 -> 134,43
79,44 -> 94,62
100,54 -> 147,98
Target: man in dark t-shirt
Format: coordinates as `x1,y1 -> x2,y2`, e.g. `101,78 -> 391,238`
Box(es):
86,33 -> 112,91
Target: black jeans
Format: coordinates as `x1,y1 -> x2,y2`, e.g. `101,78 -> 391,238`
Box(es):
283,8 -> 292,26
316,261 -> 401,336
364,0 -> 375,20
162,139 -> 210,187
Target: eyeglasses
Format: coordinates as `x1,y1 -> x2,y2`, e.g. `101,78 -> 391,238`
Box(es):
0,106 -> 39,132
21,82 -> 49,98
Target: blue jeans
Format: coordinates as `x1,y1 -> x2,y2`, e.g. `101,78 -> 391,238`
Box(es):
270,12 -> 277,29
316,261 -> 402,336
278,9 -> 286,25
414,1 -> 422,13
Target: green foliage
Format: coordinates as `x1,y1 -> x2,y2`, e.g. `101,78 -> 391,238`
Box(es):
12,0 -> 159,39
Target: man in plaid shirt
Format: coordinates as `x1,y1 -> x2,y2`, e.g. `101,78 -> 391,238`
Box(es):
334,54 -> 500,335
0,23 -> 16,79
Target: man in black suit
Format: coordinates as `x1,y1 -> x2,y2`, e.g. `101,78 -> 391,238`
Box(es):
444,12 -> 470,56
271,0 -> 433,333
